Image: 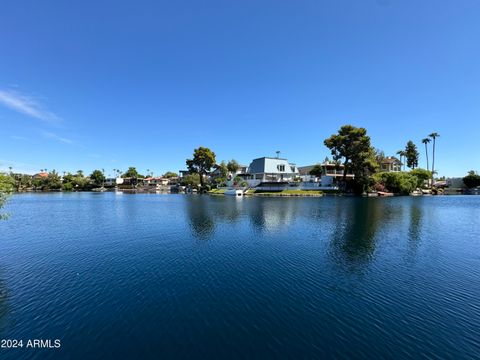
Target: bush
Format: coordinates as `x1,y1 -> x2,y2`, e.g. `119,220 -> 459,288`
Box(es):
372,172 -> 417,195
410,168 -> 431,188
63,182 -> 74,191
463,171 -> 480,188
0,174 -> 15,220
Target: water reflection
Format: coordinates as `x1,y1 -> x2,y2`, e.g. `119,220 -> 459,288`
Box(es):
407,199 -> 424,260
0,276 -> 10,334
184,196 -> 304,239
183,196 -> 423,273
329,199 -> 400,271
247,198 -> 300,234
184,196 -> 216,240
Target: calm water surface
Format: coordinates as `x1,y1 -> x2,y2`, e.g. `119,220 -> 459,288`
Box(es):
0,193 -> 479,359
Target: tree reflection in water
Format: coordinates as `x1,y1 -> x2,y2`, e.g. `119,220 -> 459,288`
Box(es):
185,195 -> 216,240
329,198 -> 401,272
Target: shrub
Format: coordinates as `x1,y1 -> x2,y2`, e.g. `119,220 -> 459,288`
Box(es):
372,172 -> 417,195
410,168 -> 431,188
463,171 -> 480,188
63,182 -> 74,191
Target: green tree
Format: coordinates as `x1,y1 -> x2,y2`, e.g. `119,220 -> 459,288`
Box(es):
463,170 -> 480,188
324,125 -> 378,193
90,169 -> 106,187
410,168 -> 432,188
63,182 -> 74,191
122,167 -> 140,188
422,138 -> 431,171
0,173 -> 15,220
227,160 -> 240,173
396,150 -> 406,171
123,167 -> 139,178
186,147 -> 216,190
182,173 -> 201,188
309,165 -> 323,177
218,161 -> 228,179
405,140 -> 419,169
163,172 -> 178,178
46,170 -> 62,190
429,132 -> 440,181
372,172 -> 417,195
63,172 -> 90,191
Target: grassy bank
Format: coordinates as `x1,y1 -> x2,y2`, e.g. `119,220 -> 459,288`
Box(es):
208,188 -> 326,197
247,189 -> 323,197
208,188 -> 226,195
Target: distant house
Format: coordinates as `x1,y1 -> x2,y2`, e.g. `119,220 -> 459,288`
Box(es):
380,157 -> 402,172
298,161 -> 354,187
104,178 -> 118,186
143,177 -> 170,186
32,172 -> 48,180
179,170 -> 190,178
244,157 -> 299,187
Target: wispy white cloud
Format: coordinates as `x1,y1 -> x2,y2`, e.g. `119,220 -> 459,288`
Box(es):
41,131 -> 73,144
0,88 -> 61,124
11,135 -> 28,140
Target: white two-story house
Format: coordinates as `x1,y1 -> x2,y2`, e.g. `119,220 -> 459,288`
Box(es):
244,157 -> 299,187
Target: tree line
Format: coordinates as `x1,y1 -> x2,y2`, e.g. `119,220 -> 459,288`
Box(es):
322,125 -> 441,194
1,168 -> 179,192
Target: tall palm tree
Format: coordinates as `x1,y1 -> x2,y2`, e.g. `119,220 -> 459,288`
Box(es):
396,150 -> 406,171
429,132 -> 440,183
422,138 -> 431,171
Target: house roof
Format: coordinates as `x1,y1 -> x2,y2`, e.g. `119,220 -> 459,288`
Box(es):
381,156 -> 402,164
33,172 -> 48,178
247,157 -> 298,174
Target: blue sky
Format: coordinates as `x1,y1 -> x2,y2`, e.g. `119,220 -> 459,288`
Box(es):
1,0 -> 479,177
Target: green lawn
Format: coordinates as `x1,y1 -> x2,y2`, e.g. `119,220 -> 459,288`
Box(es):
208,188 -> 226,194
248,189 -> 323,196
209,188 -> 325,196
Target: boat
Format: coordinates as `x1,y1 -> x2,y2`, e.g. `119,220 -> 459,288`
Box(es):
378,191 -> 394,197
92,187 -> 107,192
224,189 -> 244,197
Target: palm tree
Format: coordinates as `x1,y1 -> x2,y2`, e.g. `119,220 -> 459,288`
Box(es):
422,138 -> 431,171
396,150 -> 406,171
429,132 -> 440,184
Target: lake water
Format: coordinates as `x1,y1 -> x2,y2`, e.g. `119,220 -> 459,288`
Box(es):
0,193 -> 479,359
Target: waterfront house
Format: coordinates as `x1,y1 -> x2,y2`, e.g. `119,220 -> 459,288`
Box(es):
298,161 -> 354,187
143,177 -> 170,186
32,172 -> 48,180
380,157 -> 402,172
244,157 -> 299,188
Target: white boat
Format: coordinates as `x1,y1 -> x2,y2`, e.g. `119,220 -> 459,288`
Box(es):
224,189 -> 244,197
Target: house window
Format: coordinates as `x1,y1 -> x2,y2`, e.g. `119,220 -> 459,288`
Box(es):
277,165 -> 285,172
290,166 -> 295,173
